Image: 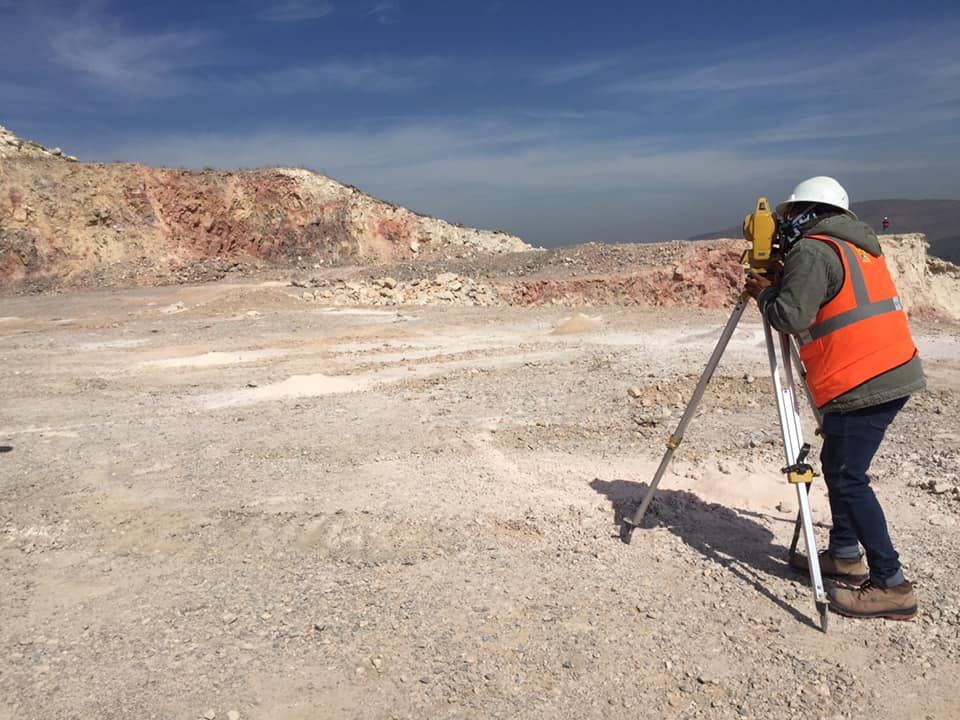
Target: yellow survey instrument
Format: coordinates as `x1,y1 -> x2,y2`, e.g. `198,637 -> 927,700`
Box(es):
741,197 -> 779,274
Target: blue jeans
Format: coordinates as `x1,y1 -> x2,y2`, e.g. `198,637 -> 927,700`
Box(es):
820,396 -> 908,587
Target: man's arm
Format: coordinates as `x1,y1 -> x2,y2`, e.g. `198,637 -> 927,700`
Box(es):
755,240 -> 833,335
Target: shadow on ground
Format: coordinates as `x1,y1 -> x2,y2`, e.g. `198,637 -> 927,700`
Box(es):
590,477 -> 820,629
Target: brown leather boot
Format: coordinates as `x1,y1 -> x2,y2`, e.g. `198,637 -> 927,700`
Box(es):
827,580 -> 918,620
789,550 -> 869,585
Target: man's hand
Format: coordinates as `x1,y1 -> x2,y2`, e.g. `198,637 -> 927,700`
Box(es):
744,270 -> 773,300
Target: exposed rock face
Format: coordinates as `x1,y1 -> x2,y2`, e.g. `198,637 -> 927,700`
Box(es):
0,157 -> 531,289
0,125 -> 77,161
880,233 -> 960,320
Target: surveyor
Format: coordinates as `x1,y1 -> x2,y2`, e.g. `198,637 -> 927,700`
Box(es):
744,176 -> 925,621
882,216 -> 890,231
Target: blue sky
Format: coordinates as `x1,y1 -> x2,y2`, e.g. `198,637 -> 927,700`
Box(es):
2,1 -> 959,246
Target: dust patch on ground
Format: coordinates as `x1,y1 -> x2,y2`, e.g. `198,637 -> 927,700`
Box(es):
142,349 -> 287,369
550,313 -> 604,335
205,373 -> 364,408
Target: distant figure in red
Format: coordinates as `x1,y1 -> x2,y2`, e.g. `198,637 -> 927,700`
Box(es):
882,216 -> 890,231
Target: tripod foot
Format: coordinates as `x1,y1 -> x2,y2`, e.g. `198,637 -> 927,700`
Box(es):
817,602 -> 829,633
619,518 -> 636,545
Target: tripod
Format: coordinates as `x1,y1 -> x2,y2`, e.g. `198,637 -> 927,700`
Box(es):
620,293 -> 830,632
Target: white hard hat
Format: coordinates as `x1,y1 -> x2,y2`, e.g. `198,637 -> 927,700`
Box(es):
776,176 -> 857,219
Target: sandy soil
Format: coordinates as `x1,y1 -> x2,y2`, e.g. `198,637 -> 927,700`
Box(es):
1,282 -> 959,720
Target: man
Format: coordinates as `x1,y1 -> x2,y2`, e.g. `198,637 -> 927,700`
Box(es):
882,216 -> 890,231
744,176 -> 925,620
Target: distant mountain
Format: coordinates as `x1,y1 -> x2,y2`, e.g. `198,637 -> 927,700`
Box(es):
690,199 -> 960,262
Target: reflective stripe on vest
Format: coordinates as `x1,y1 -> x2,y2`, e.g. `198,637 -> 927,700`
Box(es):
796,239 -> 903,345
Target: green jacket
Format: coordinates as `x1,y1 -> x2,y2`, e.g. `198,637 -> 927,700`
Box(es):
757,213 -> 925,413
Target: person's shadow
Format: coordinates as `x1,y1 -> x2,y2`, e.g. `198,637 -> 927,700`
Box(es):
590,477 -> 821,629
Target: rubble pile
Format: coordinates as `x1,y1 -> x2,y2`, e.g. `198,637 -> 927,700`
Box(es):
292,272 -> 502,307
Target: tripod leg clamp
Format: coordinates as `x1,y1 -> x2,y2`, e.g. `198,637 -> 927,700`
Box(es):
785,466 -> 814,484
782,443 -> 814,485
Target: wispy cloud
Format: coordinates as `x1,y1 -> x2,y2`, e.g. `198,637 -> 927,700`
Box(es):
49,18 -> 208,94
520,109 -> 592,121
26,4 -> 436,97
257,0 -> 334,22
229,56 -> 443,94
532,58 -> 617,85
750,105 -> 960,145
76,119 -> 830,191
604,56 -> 855,95
928,62 -> 960,80
368,1 -> 400,24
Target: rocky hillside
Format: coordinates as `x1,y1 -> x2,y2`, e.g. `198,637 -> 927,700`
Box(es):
0,124 -> 77,161
0,127 -> 531,290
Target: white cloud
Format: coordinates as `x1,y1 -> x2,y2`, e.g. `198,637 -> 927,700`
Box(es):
604,55 -> 860,96
231,57 -> 443,94
532,58 -> 617,85
258,1 -> 334,22
749,105 -> 960,145
368,1 -> 400,24
49,19 -> 207,93
604,22 -> 960,100
75,119 -> 831,192
41,9 -> 438,98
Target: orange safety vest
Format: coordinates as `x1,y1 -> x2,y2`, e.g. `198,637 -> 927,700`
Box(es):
797,234 -> 917,408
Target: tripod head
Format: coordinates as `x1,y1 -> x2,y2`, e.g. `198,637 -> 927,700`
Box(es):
741,197 -> 782,275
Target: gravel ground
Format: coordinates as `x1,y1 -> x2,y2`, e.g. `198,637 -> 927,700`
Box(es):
1,282 -> 958,720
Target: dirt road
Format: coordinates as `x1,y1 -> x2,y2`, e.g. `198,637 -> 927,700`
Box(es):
2,282 -> 958,719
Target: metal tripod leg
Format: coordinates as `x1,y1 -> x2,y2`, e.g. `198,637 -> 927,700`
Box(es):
764,323 -> 829,632
787,339 -> 824,561
620,295 -> 750,543
788,484 -> 810,559
789,338 -> 821,426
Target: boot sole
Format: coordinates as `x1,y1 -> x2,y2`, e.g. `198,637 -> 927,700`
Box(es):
828,603 -> 918,621
788,562 -> 868,586
821,572 -> 869,586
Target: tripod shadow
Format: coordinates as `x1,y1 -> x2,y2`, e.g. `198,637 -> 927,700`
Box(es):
590,477 -> 819,630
